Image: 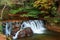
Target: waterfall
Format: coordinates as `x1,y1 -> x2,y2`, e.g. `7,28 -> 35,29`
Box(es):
21,20 -> 46,34
4,20 -> 46,40
13,20 -> 46,40
5,22 -> 12,36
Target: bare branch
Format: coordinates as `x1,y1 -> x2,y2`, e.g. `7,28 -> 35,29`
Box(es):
0,4 -> 6,19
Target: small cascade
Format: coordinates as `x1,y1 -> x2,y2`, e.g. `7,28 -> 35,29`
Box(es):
5,22 -> 12,36
3,20 -> 46,40
21,20 -> 46,34
13,20 -> 46,40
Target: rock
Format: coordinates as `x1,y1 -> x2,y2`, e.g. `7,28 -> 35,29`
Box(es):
11,26 -> 20,36
11,27 -> 33,39
18,27 -> 33,38
17,27 -> 33,39
45,23 -> 60,33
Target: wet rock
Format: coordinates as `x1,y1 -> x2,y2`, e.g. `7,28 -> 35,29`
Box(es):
11,27 -> 33,39
17,27 -> 33,39
11,26 -> 20,36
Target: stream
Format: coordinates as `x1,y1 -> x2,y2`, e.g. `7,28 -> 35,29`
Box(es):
2,20 -> 60,40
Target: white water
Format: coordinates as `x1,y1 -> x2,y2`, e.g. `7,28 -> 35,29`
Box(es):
5,22 -> 9,36
13,29 -> 23,39
21,20 -> 46,34
5,20 -> 46,40
13,20 -> 46,39
5,22 -> 12,36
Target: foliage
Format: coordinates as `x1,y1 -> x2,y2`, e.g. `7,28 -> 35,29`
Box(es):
0,0 -> 60,24
33,0 -> 57,15
0,0 -> 18,19
20,8 -> 41,18
33,0 -> 54,9
0,24 -> 3,33
0,0 -> 14,7
9,0 -> 57,17
32,0 -> 60,24
45,17 -> 60,23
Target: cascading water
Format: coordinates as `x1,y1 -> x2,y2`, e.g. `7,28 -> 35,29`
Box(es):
4,20 -> 46,40
21,20 -> 46,34
13,20 -> 46,40
5,22 -> 12,36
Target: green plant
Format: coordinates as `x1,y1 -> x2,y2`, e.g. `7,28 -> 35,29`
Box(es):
20,8 -> 41,18
0,24 -> 3,33
9,0 -> 57,17
8,0 -> 60,24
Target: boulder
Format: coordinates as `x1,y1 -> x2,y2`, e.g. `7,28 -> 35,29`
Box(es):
18,27 -> 33,38
11,26 -> 20,36
11,27 -> 33,39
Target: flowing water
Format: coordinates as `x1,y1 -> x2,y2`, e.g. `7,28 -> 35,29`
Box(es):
2,20 -> 60,40
21,20 -> 46,34
5,22 -> 12,36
